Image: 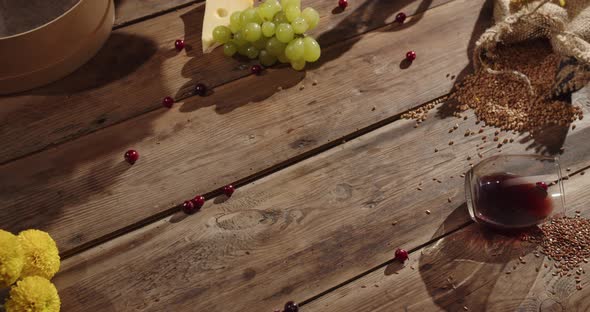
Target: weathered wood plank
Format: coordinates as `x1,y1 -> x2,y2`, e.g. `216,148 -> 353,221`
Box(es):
0,0 -> 490,253
302,170 -> 590,312
52,82 -> 590,311
114,0 -> 199,27
0,0 -> 455,164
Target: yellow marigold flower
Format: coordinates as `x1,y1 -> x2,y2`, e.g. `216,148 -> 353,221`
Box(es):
5,276 -> 60,312
0,229 -> 24,288
18,230 -> 60,279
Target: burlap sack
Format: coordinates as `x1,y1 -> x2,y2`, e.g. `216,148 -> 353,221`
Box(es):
475,0 -> 590,95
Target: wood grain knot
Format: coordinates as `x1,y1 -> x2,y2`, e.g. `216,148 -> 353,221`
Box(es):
215,210 -> 277,230
289,137 -> 317,149
332,183 -> 353,201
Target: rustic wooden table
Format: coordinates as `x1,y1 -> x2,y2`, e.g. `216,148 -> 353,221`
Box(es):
2,0 -> 590,311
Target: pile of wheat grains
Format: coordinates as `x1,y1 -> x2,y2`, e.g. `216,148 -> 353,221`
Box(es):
404,40 -> 584,132
523,215 -> 590,286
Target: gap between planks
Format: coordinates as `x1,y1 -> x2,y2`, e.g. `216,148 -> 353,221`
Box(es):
299,165 -> 590,311
60,93 -> 450,259
0,0 -> 458,167
113,0 -> 203,30
299,162 -> 590,310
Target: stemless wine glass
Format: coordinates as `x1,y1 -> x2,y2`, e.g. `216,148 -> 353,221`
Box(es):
465,154 -> 565,231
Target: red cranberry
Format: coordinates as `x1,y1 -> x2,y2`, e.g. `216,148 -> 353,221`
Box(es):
284,301 -> 298,312
182,200 -> 197,214
194,83 -> 207,96
338,0 -> 348,9
175,39 -> 185,51
250,65 -> 263,75
192,195 -> 205,209
536,181 -> 548,191
124,150 -> 139,164
162,96 -> 174,108
406,51 -> 417,61
223,185 -> 235,197
395,248 -> 409,262
395,12 -> 407,24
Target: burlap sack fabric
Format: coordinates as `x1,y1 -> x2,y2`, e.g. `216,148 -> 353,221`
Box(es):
474,0 -> 590,95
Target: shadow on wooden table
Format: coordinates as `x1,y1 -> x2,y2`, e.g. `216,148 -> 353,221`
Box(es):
434,0 -> 492,119
309,0 -> 434,70
416,207 -> 546,311
25,33 -> 158,95
176,0 -> 438,114
0,33 -> 168,251
175,6 -> 306,114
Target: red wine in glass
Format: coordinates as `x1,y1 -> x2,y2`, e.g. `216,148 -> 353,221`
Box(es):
474,173 -> 553,230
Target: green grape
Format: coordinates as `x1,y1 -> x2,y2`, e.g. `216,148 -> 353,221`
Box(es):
212,26 -> 232,44
252,37 -> 268,49
285,38 -> 304,61
265,37 -> 286,56
275,23 -> 294,43
268,0 -> 283,16
259,50 -> 278,66
243,23 -> 262,42
303,36 -> 321,62
238,44 -> 250,56
277,52 -> 290,63
223,42 -> 238,56
241,8 -> 262,25
257,3 -> 276,21
261,21 -> 276,37
230,24 -> 241,34
233,31 -> 248,46
281,0 -> 301,8
245,46 -> 260,59
291,58 -> 306,70
291,17 -> 308,34
285,5 -> 300,22
301,7 -> 319,30
230,11 -> 242,30
273,11 -> 288,24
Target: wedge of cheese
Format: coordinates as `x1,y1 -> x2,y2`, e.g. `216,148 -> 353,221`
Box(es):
202,0 -> 253,53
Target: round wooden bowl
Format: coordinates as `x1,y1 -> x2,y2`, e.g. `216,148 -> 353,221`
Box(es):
0,0 -> 114,94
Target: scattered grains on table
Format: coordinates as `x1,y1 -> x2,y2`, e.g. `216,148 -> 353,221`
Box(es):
529,216 -> 590,272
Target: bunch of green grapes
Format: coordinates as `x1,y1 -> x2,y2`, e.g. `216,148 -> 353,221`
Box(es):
211,0 -> 321,70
